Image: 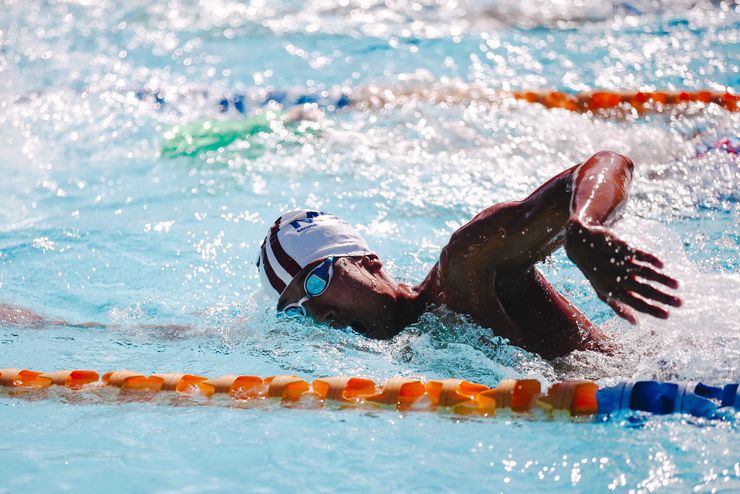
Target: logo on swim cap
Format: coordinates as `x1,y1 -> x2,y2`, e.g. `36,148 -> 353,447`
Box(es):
257,210 -> 375,303
288,211 -> 321,232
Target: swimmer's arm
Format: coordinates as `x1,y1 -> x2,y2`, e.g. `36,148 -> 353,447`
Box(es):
564,153 -> 681,323
0,304 -> 193,334
442,151 -> 680,320
442,161 -> 577,271
0,304 -> 102,329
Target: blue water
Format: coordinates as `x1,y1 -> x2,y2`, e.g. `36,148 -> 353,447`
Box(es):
1,0 -> 739,492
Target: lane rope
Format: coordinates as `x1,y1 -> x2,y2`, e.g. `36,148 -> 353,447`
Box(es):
1,368 -> 737,419
134,86 -> 738,115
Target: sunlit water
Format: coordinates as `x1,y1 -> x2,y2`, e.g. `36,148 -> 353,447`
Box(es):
1,1 -> 738,492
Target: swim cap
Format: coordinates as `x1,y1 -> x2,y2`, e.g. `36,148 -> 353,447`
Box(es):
257,210 -> 375,301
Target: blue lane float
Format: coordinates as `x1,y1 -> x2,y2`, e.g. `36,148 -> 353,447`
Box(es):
136,87 -> 353,114
596,381 -> 740,418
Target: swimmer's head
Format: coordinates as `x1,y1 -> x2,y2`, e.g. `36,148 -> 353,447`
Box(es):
257,210 -> 376,298
257,210 -> 411,338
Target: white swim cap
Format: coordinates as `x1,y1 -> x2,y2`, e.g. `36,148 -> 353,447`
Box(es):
257,210 -> 375,301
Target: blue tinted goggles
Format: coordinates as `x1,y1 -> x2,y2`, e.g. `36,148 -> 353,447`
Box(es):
283,256 -> 334,318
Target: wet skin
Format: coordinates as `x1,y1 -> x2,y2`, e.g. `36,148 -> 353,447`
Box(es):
278,150 -> 681,358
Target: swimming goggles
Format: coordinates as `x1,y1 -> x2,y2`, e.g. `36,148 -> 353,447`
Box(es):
283,256 -> 334,318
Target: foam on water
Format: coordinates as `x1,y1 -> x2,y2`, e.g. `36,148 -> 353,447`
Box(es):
1,0 -> 738,492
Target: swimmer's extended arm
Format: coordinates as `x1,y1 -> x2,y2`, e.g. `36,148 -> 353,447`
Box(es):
0,304 -> 102,329
0,303 -> 193,334
442,150 -> 680,322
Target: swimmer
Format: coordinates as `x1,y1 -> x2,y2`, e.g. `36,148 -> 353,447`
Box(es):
259,151 -> 681,358
1,155 -> 681,358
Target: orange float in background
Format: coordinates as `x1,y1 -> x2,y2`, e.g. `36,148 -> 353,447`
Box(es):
588,91 -> 622,109
722,92 -> 737,111
512,90 -> 737,114
544,91 -> 578,111
515,91 -> 539,103
693,91 -> 712,103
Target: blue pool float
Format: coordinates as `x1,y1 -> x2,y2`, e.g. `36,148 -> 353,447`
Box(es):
597,381 -> 739,418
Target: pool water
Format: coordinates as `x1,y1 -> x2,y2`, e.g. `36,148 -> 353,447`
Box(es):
1,0 -> 738,492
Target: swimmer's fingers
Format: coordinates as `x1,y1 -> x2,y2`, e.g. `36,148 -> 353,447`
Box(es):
606,235 -> 663,268
601,295 -> 637,325
620,292 -> 670,320
629,262 -> 679,289
624,277 -> 682,308
627,247 -> 664,269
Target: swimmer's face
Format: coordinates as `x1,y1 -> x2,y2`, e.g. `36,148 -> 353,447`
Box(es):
277,255 -> 405,339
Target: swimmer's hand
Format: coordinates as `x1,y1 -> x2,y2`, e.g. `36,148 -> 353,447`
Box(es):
564,220 -> 681,324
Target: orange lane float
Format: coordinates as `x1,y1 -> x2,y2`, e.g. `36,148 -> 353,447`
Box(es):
0,368 -> 52,388
311,376 -> 377,403
203,375 -> 263,398
478,379 -> 541,413
510,90 -> 737,114
536,381 -> 600,416
426,378 -> 492,415
102,370 -> 159,390
3,368 -> 737,419
364,377 -> 427,409
264,375 -> 310,401
39,370 -> 99,389
150,373 -> 212,395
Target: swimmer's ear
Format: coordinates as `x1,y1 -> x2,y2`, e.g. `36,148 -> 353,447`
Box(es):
360,254 -> 383,272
